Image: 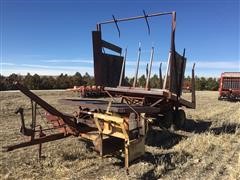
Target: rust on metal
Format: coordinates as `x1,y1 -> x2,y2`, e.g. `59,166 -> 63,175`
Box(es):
14,82 -> 78,135
92,31 -> 124,87
66,85 -> 105,98
2,133 -> 70,152
3,11 -> 197,169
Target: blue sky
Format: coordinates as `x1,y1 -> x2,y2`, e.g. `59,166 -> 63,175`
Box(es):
1,0 -> 239,77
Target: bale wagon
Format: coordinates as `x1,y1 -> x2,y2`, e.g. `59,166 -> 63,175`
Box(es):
3,11 -> 196,169
218,72 -> 240,101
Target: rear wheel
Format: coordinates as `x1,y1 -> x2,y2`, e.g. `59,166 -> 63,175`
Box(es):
174,109 -> 186,129
162,110 -> 174,129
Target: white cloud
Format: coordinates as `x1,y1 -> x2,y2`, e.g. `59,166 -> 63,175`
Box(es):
1,59 -> 239,77
2,64 -> 93,76
20,64 -> 93,70
0,62 -> 15,66
43,59 -> 93,64
38,57 -> 239,70
188,61 -> 239,69
21,64 -> 51,69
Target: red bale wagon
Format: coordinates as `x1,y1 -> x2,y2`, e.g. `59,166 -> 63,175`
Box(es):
3,11 -> 196,169
218,72 -> 240,101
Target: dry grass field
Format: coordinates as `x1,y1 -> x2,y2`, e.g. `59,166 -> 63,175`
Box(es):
0,90 -> 240,179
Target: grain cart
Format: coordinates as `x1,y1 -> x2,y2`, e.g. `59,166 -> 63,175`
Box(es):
3,11 -> 196,168
218,72 -> 240,101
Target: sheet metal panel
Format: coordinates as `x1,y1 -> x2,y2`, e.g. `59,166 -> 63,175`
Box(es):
169,51 -> 186,96
92,31 -> 124,87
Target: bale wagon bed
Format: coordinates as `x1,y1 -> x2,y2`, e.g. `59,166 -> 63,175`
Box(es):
2,11 -> 196,169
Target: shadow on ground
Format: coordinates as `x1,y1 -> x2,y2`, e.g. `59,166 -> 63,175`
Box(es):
182,119 -> 212,133
72,118 -> 240,173
145,119 -> 239,149
182,119 -> 239,135
145,119 -> 212,149
132,151 -> 191,180
111,150 -> 192,179
146,128 -> 186,149
210,123 -> 240,135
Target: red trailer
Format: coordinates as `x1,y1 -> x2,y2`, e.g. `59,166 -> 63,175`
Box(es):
218,72 -> 240,101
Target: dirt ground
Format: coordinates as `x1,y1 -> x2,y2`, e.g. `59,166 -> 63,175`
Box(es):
0,90 -> 239,180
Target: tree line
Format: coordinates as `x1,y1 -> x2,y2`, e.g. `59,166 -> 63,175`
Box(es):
0,72 -> 219,91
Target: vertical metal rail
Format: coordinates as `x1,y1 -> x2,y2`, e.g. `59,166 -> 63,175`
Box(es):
163,52 -> 171,89
146,63 -> 149,78
145,47 -> 154,89
191,63 -> 196,108
159,62 -> 163,88
31,100 -> 37,140
164,11 -> 177,90
178,48 -> 186,97
119,48 -> 127,87
133,43 -> 141,87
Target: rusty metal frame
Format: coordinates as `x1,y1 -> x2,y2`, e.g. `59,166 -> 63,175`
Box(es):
94,11 -> 177,89
97,11 -> 173,30
3,11 -> 197,169
2,133 -> 71,152
94,11 -> 196,109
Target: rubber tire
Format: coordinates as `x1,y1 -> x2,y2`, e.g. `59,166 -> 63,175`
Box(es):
174,109 -> 186,129
162,110 -> 174,129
